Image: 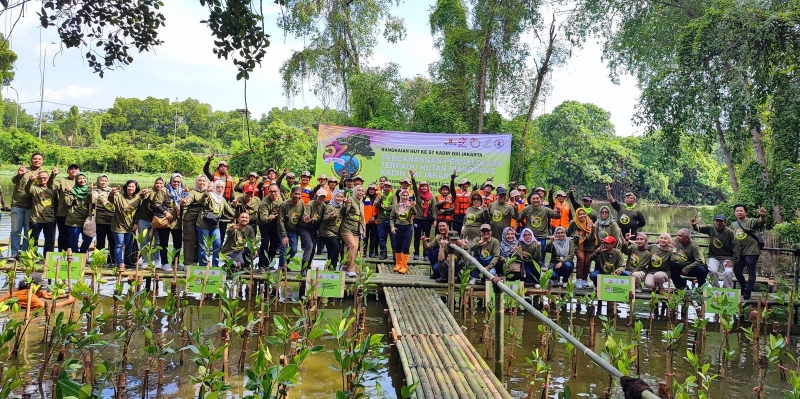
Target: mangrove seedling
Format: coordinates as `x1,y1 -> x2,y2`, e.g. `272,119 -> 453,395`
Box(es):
184,329 -> 231,398
684,349 -> 718,398
524,348 -> 550,399
661,323 -> 685,398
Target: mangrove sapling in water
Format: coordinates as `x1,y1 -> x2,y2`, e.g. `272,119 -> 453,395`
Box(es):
524,347 -> 550,399
324,306 -> 385,397
185,329 -> 231,398
752,334 -> 788,399
198,234 -> 218,309
661,322 -> 684,398
601,334 -> 636,399
0,298 -> 27,397
683,349 -> 718,399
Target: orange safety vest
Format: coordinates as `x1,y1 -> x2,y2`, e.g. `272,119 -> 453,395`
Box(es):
363,196 -> 377,224
511,202 -> 525,229
436,194 -> 453,222
299,183 -> 313,204
482,193 -> 495,206
454,189 -> 471,216
550,199 -> 571,229
213,172 -> 234,201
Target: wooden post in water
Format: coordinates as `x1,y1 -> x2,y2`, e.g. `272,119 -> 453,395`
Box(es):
448,253 -> 455,314
492,282 -> 504,379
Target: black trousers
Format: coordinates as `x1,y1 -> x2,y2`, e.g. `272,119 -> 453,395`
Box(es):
31,221 -> 55,258
412,218 -> 433,256
320,236 -> 341,269
156,228 -> 183,266
56,216 -> 69,251
95,223 -> 116,264
258,223 -> 281,267
364,223 -> 379,256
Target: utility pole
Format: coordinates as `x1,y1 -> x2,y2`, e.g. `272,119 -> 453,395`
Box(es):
173,97 -> 179,147
7,86 -> 18,128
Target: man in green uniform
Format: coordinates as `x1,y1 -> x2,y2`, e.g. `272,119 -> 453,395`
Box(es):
732,204 -> 767,300
670,228 -> 707,290
9,153 -> 44,257
606,185 -> 646,237
692,214 -> 736,287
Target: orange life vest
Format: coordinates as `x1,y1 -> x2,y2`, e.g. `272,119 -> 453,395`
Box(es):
436,194 -> 453,222
299,183 -> 313,204
550,199 -> 571,229
454,189 -> 470,216
482,193 -> 495,206
363,196 -> 377,224
213,172 -> 233,201
511,202 -> 525,228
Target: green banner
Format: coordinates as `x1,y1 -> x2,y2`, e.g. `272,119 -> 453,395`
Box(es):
187,266 -> 225,294
307,270 -> 346,298
704,287 -> 740,315
597,275 -> 634,302
316,125 -> 512,188
44,252 -> 86,280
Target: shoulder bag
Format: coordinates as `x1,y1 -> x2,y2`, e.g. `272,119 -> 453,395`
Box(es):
83,206 -> 97,237
737,220 -> 765,250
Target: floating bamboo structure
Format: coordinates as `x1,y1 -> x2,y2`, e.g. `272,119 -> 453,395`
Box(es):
384,287 -> 512,399
376,263 -> 427,276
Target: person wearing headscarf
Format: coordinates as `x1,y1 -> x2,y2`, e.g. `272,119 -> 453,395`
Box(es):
567,208 -> 598,289
595,205 -> 621,247
152,175 -> 186,271
180,175 -> 209,268
110,180 -> 149,270
297,188 -> 328,276
196,180 -> 235,266
62,172 -> 93,253
499,227 -> 521,281
91,174 -> 115,265
340,186 -> 366,277
544,227 -> 574,286
318,189 -> 345,270
390,189 -> 416,274
517,228 -> 544,284
410,171 -> 437,261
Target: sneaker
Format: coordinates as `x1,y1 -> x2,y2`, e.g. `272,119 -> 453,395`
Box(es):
177,264 -> 186,272
161,263 -> 173,272
468,278 -> 478,285
635,288 -> 643,293
379,253 -> 387,260
576,279 -> 585,289
413,255 -> 419,261
534,284 -> 541,289
346,271 -> 357,278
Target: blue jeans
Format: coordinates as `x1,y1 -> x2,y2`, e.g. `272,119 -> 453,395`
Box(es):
470,261 -> 496,278
537,238 -> 547,263
377,220 -> 396,256
550,261 -> 574,283
137,219 -> 161,265
68,226 -> 93,253
197,226 -> 222,266
589,269 -> 630,285
279,232 -> 298,267
9,206 -> 31,256
113,232 -> 134,267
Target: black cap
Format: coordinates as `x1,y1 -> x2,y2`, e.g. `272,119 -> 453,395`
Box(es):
496,187 -> 507,196
447,230 -> 460,240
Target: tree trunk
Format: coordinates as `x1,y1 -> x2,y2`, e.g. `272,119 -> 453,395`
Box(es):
750,123 -> 782,222
522,16 -> 557,141
715,119 -> 738,193
476,28 -> 493,133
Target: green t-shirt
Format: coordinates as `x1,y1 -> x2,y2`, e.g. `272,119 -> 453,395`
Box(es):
732,217 -> 765,257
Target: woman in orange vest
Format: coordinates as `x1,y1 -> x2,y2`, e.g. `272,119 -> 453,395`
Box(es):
549,189 -> 571,231
435,183 -> 454,228
451,177 -> 471,234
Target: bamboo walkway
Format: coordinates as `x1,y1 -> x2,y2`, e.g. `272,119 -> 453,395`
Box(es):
376,263 -> 426,276
384,286 -> 512,399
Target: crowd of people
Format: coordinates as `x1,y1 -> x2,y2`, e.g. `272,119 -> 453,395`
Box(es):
2,153 -> 768,299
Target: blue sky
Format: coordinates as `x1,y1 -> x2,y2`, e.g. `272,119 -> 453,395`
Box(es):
1,0 -> 640,135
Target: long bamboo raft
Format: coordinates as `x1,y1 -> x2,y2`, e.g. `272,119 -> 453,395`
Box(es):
384,286 -> 513,399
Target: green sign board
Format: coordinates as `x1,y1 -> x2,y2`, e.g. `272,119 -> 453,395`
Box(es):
704,287 -> 740,315
597,275 -> 634,302
187,266 -> 225,294
44,252 -> 86,280
306,270 -> 346,298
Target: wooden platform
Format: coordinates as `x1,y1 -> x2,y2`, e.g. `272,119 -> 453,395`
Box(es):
384,287 -> 512,399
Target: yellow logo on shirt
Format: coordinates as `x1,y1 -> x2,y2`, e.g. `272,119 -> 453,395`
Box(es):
713,237 -> 723,249
491,210 -> 503,222
466,213 -> 476,223
531,216 -> 542,228
629,254 -> 640,266
651,254 -> 663,268
619,214 -> 630,225
290,212 -> 300,225
735,228 -> 747,240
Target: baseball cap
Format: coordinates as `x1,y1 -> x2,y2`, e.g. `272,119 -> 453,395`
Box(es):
328,176 -> 339,182
400,177 -> 410,184
368,183 -> 378,189
318,174 -> 327,180
248,171 -> 258,178
344,177 -> 354,182
625,191 -> 636,198
556,190 -> 566,197
582,196 -> 592,202
301,170 -> 312,177
286,172 -> 296,178
480,224 -> 492,231
714,214 -> 726,221
458,178 -> 470,185
419,180 -> 429,186
265,167 -> 277,174
244,187 -> 255,194
602,236 -> 617,245
316,189 -> 327,197
440,184 -> 450,190
496,187 -> 507,196
534,186 -> 545,193
447,230 -> 461,240
218,160 -> 228,166
382,181 -> 393,187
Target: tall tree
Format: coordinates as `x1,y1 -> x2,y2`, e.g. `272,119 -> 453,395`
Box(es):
0,33 -> 17,86
277,0 -> 406,108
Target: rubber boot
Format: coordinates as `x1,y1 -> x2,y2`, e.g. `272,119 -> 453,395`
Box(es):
398,253 -> 408,274
393,254 -> 402,272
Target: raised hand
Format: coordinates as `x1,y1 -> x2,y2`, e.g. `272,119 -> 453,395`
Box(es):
758,206 -> 767,216
52,165 -> 60,176
605,184 -> 612,192
17,164 -> 26,176
690,216 -> 697,225
409,169 -> 415,177
207,153 -> 215,161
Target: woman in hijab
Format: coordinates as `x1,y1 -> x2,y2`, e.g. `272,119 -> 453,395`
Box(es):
180,175 -> 209,268
411,173 -> 435,261
595,205 -> 621,246
544,227 -> 575,286
62,172 -> 93,253
390,189 -> 416,274
152,174 -> 187,271
91,174 -> 115,264
645,233 -> 674,293
517,228 -> 544,284
196,180 -> 235,266
499,227 -> 520,281
462,192 -> 488,242
567,208 -> 598,289
340,186 -> 366,277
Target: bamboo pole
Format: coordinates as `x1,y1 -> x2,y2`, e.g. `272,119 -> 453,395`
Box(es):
493,283 -> 504,379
